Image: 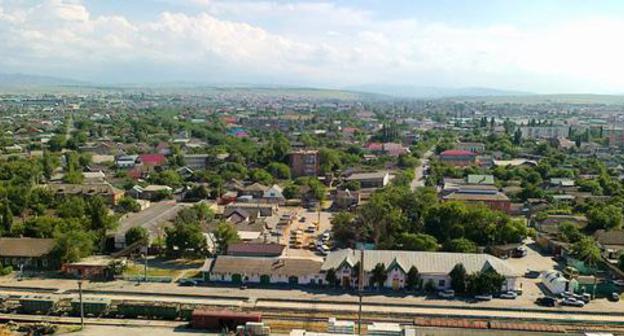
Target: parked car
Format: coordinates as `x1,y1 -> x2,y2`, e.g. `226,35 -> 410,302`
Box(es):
512,246 -> 528,258
178,279 -> 198,286
499,291 -> 518,299
609,292 -> 620,302
535,296 -> 557,307
474,294 -> 493,301
438,290 -> 455,299
612,279 -> 624,287
561,297 -> 585,307
524,270 -> 540,279
578,293 -> 591,303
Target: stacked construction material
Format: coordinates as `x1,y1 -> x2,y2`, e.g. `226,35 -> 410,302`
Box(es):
235,321 -> 271,336
367,322 -> 402,336
327,317 -> 355,334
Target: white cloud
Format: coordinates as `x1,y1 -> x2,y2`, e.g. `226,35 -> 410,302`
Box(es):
0,0 -> 623,92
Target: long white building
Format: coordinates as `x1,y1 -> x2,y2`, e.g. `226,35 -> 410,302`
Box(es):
201,249 -> 520,292
321,249 -> 520,291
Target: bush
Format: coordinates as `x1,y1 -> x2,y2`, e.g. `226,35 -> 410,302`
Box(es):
0,265 -> 12,276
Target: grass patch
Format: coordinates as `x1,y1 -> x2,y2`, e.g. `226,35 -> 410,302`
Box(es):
124,263 -> 183,278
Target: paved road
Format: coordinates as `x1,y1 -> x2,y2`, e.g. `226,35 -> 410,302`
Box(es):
114,201 -> 190,247
411,150 -> 433,191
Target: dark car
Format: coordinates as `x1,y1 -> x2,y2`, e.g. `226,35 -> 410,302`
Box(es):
535,296 -> 557,307
178,279 -> 198,286
524,270 -> 540,279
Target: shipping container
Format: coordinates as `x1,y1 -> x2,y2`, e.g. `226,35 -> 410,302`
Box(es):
191,309 -> 261,330
18,295 -> 59,314
117,302 -> 180,320
70,297 -> 111,316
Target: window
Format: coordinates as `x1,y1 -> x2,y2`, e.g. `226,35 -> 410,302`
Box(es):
438,279 -> 445,287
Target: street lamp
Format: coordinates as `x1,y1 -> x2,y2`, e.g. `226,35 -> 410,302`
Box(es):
77,280 -> 84,330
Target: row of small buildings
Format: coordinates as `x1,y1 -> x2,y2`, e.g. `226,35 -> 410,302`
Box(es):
200,249 -> 520,291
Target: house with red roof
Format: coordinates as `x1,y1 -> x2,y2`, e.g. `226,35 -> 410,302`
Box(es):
439,150 -> 477,167
139,153 -> 167,166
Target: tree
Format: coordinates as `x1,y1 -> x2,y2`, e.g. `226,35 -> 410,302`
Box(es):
449,263 -> 468,294
587,205 -> 623,231
282,183 -> 300,199
466,269 -> 505,295
125,226 -> 149,246
325,268 -> 337,287
558,222 -> 583,243
118,197 -> 141,213
165,221 -> 207,258
250,168 -> 273,185
266,162 -> 291,180
48,135 -> 66,152
150,170 -> 184,188
341,180 -> 361,191
512,128 -> 522,145
397,233 -> 438,251
213,222 -> 240,254
405,266 -> 420,291
53,229 -> 95,264
0,202 -> 13,234
370,263 -> 387,289
397,154 -> 419,169
571,236 -> 602,267
331,212 -> 357,246
444,238 -> 478,253
619,254 -> 624,272
56,197 -> 86,219
86,197 -> 118,251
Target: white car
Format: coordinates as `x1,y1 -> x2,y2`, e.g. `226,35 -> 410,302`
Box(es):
438,289 -> 455,299
499,291 -> 517,299
561,297 -> 585,307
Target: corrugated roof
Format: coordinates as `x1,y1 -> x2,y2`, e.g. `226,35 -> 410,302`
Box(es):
0,238 -> 55,257
209,256 -> 322,277
321,249 -> 519,277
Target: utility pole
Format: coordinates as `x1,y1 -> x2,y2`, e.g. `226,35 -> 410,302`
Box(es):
357,248 -> 364,335
77,280 -> 84,330
143,244 -> 148,282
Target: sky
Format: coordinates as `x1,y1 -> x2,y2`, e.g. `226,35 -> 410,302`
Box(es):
1,0 -> 624,93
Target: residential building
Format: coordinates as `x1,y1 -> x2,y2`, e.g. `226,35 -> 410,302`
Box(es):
227,243 -> 285,257
520,126 -> 569,139
0,238 -> 56,270
263,185 -> 285,203
115,154 -> 139,168
183,154 -> 210,170
201,256 -> 323,285
443,185 -> 511,213
224,203 -> 278,218
321,249 -> 520,291
439,150 -> 477,167
46,182 -> 124,206
289,150 -> 320,177
594,230 -> 624,263
345,171 -> 390,189
456,142 -> 485,153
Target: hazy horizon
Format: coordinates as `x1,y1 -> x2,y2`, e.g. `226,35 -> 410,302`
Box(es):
2,1 -> 624,94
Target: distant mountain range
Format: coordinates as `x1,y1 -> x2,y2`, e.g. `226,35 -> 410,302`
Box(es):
345,84 -> 533,98
0,73 -> 87,87
3,73 -> 624,104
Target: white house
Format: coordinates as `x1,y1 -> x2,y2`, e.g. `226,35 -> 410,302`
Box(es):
321,249 -> 520,291
541,270 -> 577,295
263,184 -> 285,203
116,155 -> 139,168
